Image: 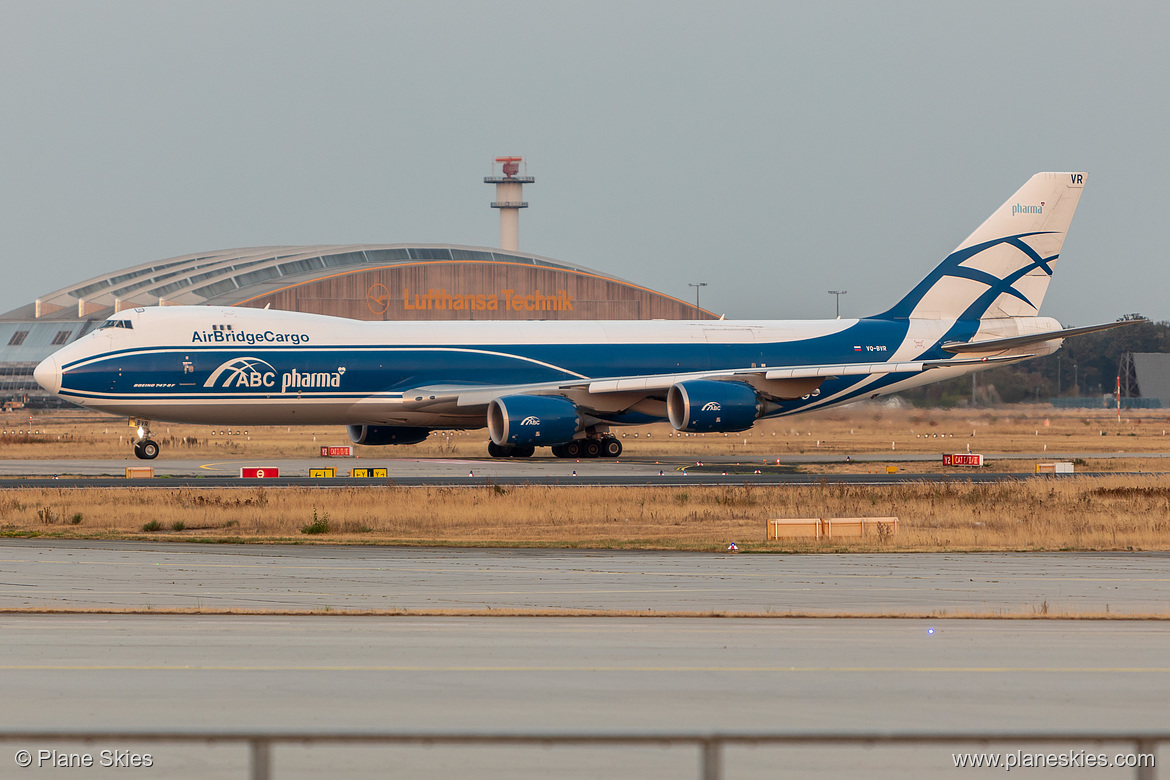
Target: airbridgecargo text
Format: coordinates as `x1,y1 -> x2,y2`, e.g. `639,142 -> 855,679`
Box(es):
191,330 -> 310,345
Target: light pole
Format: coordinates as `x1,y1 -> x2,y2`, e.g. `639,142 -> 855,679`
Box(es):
688,282 -> 708,311
828,290 -> 847,318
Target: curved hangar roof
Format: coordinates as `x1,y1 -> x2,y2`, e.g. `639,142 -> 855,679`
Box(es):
13,244 -> 713,323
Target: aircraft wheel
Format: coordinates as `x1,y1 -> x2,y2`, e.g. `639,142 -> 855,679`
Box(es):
136,440 -> 160,460
583,439 -> 602,458
601,438 -> 623,458
562,440 -> 583,458
512,445 -> 535,458
487,441 -> 510,458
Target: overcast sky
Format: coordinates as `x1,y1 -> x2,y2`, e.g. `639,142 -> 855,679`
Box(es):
2,1 -> 1166,324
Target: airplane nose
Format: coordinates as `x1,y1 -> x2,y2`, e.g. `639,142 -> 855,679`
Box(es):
34,355 -> 61,395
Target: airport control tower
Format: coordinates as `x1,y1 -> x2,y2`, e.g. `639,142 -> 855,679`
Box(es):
485,156 -> 533,251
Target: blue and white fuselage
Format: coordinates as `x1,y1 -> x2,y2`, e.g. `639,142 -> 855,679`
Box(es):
33,308 -> 1058,427
34,172 -> 1127,459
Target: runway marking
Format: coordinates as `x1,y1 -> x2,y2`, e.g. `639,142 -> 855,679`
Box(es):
198,462 -> 249,471
2,665 -> 1170,673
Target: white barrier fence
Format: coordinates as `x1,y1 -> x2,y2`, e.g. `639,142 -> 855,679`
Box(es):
0,731 -> 1159,779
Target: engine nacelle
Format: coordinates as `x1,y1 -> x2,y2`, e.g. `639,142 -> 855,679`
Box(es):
487,394 -> 581,447
347,424 -> 431,446
667,380 -> 761,433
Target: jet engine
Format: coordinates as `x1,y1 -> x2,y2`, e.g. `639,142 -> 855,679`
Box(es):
667,379 -> 761,433
487,394 -> 581,447
347,425 -> 432,446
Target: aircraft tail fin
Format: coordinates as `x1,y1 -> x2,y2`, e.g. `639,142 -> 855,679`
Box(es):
879,172 -> 1088,320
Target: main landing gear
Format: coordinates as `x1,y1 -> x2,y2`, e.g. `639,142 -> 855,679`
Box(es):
550,435 -> 622,459
486,435 -> 622,459
132,420 -> 160,460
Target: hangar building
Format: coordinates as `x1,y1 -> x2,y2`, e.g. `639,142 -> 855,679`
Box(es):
1131,353 -> 1170,408
0,244 -> 713,403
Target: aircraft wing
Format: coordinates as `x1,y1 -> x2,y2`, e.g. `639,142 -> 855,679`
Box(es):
435,352 -> 1030,409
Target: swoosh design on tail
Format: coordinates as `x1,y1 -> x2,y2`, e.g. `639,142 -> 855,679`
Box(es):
881,231 -> 1058,320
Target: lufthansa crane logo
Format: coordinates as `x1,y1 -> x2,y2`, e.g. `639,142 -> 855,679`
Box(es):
520,416 -> 541,426
701,402 -> 722,412
366,283 -> 391,315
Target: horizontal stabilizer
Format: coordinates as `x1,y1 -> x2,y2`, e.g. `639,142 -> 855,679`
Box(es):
942,320 -> 1139,354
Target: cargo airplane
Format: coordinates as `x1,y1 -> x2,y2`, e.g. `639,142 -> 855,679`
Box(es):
35,172 -> 1128,460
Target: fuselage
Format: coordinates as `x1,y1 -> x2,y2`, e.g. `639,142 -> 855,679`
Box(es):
34,305 -> 1059,428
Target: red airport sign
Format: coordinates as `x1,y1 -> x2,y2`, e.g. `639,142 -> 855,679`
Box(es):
942,454 -> 984,467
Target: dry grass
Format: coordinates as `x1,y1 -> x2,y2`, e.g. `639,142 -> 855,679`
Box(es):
3,475 -> 1170,551
0,606 -> 1165,619
5,404 -> 1170,461
4,405 -> 1170,552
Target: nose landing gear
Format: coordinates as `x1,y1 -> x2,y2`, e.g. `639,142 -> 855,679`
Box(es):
132,420 -> 160,460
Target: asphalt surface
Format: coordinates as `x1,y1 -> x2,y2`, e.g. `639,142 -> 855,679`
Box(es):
3,495 -> 1168,778
3,541 -> 1168,614
0,452 -> 1157,487
0,615 -> 1166,779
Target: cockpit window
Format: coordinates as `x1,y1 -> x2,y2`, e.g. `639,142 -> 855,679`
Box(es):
97,319 -> 133,330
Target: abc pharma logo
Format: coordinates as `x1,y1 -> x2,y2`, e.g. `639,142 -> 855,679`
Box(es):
204,357 -> 279,389
204,358 -> 347,393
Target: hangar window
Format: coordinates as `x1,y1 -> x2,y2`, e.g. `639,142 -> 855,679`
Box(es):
7,331 -> 28,346
363,248 -> 410,264
408,247 -> 452,261
107,270 -> 148,286
70,280 -> 113,298
277,258 -> 324,276
321,252 -> 367,267
110,278 -> 155,296
451,249 -> 494,262
233,267 -> 280,287
192,279 -> 239,299
150,279 -> 193,297
492,253 -> 534,265
227,260 -> 265,273
51,331 -> 72,345
189,269 -> 232,284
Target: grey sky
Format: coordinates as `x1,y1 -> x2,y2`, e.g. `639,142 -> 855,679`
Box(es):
2,1 -> 1166,324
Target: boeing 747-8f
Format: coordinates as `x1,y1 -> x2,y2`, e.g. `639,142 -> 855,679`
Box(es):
34,172 -> 1129,459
